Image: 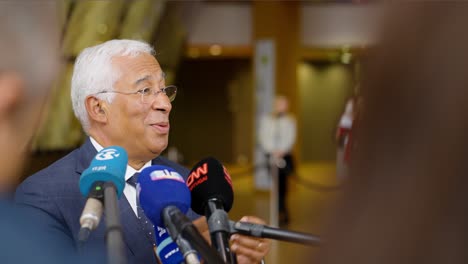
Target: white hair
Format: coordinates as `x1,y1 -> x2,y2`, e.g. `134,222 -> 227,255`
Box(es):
71,39 -> 155,133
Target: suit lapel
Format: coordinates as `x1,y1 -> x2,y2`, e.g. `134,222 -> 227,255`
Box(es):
74,138 -> 97,175
118,193 -> 157,262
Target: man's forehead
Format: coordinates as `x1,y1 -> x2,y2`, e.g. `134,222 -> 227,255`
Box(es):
134,72 -> 166,84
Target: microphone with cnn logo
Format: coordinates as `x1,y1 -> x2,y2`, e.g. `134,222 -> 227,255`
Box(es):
187,157 -> 235,264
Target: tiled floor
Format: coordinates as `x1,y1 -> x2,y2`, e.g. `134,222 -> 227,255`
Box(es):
227,162 -> 341,264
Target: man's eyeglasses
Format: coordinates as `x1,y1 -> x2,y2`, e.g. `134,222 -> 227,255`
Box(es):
95,85 -> 177,104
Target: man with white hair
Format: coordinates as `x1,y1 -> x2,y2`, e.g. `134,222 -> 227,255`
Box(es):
15,39 -> 270,264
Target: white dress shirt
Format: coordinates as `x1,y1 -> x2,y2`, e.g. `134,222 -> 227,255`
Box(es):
258,113 -> 297,154
90,137 -> 151,216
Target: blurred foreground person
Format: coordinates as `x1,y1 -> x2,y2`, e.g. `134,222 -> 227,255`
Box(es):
0,1 -> 77,264
318,4 -> 468,264
0,2 -> 59,193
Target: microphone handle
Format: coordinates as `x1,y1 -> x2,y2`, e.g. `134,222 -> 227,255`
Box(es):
164,206 -> 224,264
230,221 -> 321,246
176,236 -> 200,264
78,181 -> 105,244
103,182 -> 127,264
206,200 -> 236,264
182,224 -> 224,264
212,231 -> 233,263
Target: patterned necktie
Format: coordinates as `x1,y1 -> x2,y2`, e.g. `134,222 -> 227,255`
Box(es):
127,173 -> 156,246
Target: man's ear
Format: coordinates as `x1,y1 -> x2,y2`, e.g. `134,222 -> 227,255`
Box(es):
85,95 -> 108,124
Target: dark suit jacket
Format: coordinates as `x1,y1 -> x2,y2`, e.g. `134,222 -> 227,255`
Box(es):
15,138 -> 199,264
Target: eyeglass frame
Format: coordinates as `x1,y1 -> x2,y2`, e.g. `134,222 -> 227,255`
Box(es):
94,85 -> 177,103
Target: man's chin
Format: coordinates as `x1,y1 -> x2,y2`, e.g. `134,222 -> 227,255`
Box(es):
148,141 -> 168,156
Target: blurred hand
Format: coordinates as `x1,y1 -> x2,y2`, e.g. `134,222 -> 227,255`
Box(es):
272,151 -> 284,159
230,216 -> 271,264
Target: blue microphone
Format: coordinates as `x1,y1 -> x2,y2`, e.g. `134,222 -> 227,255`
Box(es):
79,146 -> 127,198
137,165 -> 191,227
138,165 -> 200,264
78,146 -> 127,243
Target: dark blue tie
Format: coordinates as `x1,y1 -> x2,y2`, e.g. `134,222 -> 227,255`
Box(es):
127,173 -> 156,246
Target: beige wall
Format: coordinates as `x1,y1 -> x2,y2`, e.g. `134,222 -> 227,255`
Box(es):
298,61 -> 353,162
184,2 -> 382,48
229,66 -> 254,165
169,59 -> 252,166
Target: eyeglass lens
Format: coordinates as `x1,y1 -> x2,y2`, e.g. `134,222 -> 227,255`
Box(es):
141,86 -> 177,103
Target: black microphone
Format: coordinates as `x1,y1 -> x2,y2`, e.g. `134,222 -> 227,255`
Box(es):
229,221 -> 320,245
187,157 -> 235,264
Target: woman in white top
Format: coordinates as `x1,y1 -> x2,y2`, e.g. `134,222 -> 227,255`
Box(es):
336,98 -> 355,181
258,95 -> 297,225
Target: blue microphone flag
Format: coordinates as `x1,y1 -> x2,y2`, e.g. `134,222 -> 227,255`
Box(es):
79,146 -> 127,198
155,226 -> 185,264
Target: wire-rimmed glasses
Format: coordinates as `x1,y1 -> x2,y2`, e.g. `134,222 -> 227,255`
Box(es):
95,85 -> 177,103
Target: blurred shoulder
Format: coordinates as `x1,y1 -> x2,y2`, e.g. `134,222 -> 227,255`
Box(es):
21,149 -> 79,184
15,147 -> 85,199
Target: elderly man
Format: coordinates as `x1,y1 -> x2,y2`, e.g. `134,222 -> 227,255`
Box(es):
15,39 -> 270,264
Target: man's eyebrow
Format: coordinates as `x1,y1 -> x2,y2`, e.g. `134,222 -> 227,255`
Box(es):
134,72 -> 165,86
134,75 -> 152,85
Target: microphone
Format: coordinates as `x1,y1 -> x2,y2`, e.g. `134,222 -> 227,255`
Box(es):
187,157 -> 235,264
229,220 -> 321,245
78,146 -> 127,243
138,165 -> 205,264
138,165 -> 191,227
162,205 -> 223,264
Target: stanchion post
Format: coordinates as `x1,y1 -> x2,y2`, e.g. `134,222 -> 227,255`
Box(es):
269,156 -> 279,228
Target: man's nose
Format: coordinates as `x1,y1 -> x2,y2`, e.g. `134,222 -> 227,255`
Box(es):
151,94 -> 172,113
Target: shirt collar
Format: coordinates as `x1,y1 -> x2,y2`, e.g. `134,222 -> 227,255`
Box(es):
89,137 -> 152,182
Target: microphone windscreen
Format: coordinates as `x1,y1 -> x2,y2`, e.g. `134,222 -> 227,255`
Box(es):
155,226 -> 184,264
79,146 -> 127,198
187,157 -> 234,215
138,165 -> 191,227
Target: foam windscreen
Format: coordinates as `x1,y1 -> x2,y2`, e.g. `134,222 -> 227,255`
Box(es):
138,165 -> 191,227
187,157 -> 234,214
79,146 -> 127,198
